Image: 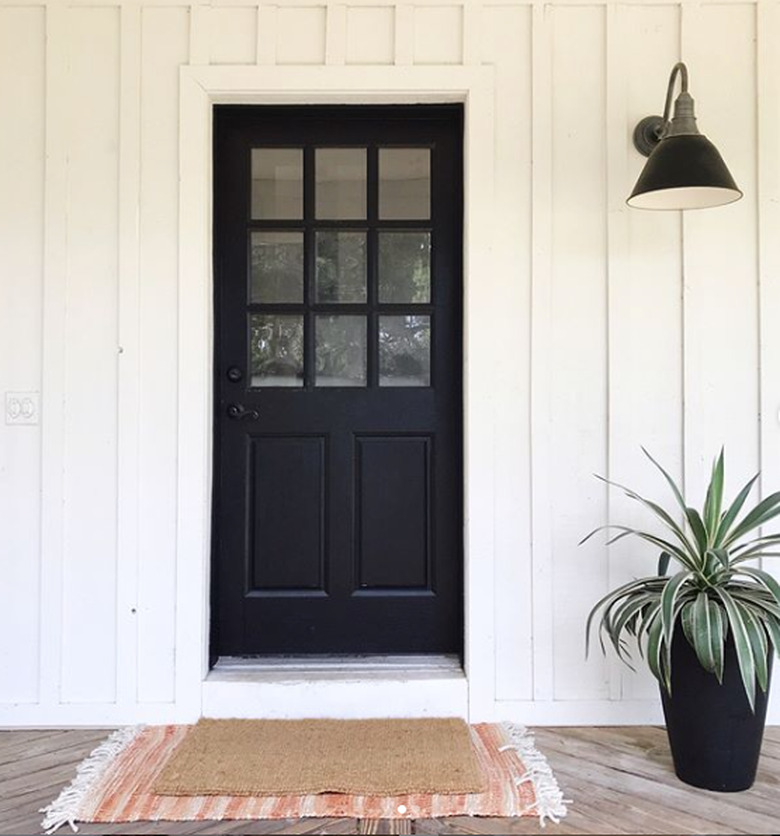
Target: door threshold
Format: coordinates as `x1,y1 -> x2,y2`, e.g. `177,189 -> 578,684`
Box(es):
211,654 -> 462,678
202,654 -> 467,718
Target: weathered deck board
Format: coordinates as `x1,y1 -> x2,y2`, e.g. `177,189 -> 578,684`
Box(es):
0,727 -> 778,834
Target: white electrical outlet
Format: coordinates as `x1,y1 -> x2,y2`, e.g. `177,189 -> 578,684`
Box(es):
5,392 -> 40,425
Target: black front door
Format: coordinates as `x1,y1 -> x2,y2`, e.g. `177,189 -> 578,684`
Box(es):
212,105 -> 463,656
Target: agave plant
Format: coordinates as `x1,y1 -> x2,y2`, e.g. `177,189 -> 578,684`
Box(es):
585,449 -> 780,710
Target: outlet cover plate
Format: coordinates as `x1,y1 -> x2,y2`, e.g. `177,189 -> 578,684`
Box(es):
5,392 -> 40,425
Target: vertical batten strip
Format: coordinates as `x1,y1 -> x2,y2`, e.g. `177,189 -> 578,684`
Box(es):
175,69 -> 211,719
116,2 -> 142,710
0,5 -> 45,705
462,1 -> 482,67
488,4 -> 534,703
394,3 -> 414,66
257,3 -> 278,65
529,1 -> 554,702
756,0 -> 780,573
757,1 -> 780,726
676,3 -> 685,506
682,1 -> 759,499
604,1 -> 630,702
39,2 -> 69,709
190,2 -> 211,66
325,3 -> 347,65
679,0 -> 696,501
463,68 -> 498,720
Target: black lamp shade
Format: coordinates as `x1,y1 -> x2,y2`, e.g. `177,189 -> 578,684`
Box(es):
627,134 -> 742,210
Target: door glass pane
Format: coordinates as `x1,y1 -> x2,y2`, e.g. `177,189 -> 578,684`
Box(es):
251,149 -> 303,220
316,315 -> 367,387
249,314 -> 304,387
315,231 -> 367,303
379,315 -> 430,387
378,232 -> 431,303
250,231 -> 304,303
316,148 -> 367,219
378,149 -> 430,220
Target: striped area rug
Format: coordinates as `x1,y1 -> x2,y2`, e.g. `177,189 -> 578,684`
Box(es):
41,722 -> 567,833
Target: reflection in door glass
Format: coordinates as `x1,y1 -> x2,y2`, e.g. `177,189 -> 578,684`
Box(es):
249,231 -> 304,303
315,231 -> 367,303
251,149 -> 303,220
315,148 -> 367,219
378,149 -> 430,220
315,315 -> 367,387
249,314 -> 304,387
379,315 -> 431,386
378,232 -> 431,303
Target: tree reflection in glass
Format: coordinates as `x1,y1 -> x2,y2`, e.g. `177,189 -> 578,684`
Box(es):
315,231 -> 366,303
378,232 -> 430,303
315,315 -> 367,387
379,315 -> 430,386
249,314 -> 304,387
250,231 -> 304,303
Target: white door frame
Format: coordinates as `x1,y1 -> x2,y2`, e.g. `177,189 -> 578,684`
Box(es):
174,64 -> 498,721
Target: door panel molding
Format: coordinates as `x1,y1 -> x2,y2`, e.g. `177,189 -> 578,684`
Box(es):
248,434 -> 327,594
177,64 -> 496,719
354,434 -> 432,592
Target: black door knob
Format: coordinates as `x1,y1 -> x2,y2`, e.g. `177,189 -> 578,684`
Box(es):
227,366 -> 243,382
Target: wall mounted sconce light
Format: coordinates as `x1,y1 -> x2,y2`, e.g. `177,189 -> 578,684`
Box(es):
627,62 -> 742,210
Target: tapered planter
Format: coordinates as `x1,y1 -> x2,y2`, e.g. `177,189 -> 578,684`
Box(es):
660,628 -> 773,791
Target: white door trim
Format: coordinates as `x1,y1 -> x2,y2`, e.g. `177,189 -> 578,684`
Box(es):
175,64 -> 497,721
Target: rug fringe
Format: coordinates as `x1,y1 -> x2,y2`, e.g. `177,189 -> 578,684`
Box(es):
499,722 -> 570,826
40,726 -> 143,834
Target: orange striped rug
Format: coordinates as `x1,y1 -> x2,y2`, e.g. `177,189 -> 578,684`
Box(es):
41,722 -> 567,833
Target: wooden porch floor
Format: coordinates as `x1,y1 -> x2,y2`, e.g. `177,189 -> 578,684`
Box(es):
1,726 -> 779,835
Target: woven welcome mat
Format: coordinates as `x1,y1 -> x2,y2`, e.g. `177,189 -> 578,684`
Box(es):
154,718 -> 485,796
41,720 -> 568,833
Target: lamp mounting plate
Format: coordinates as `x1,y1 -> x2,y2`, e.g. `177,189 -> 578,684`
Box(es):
633,115 -> 665,157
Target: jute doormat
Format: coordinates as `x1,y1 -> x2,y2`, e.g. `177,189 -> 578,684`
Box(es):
153,718 -> 484,797
40,722 -> 569,834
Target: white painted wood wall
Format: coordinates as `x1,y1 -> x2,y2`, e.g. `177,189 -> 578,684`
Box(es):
1,0 -> 779,726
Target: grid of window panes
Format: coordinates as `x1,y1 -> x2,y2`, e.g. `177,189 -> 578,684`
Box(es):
248,146 -> 432,388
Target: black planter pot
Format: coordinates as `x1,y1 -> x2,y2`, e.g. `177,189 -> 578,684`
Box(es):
660,628 -> 773,791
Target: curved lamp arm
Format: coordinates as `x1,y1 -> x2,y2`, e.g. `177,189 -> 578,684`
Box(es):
634,61 -> 698,156
661,62 -> 688,125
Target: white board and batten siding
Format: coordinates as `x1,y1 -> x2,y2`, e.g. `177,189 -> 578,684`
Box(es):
1,0 -> 779,727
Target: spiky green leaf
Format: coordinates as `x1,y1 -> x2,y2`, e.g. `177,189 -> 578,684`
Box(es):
612,595 -> 656,648
692,591 -> 716,674
724,491 -> 780,547
737,601 -> 769,693
715,588 -> 757,712
646,609 -> 666,690
732,534 -> 780,555
681,601 -> 696,647
658,551 -> 671,576
762,615 -> 780,661
661,571 -> 689,650
704,449 -> 725,542
714,473 -> 760,546
641,447 -> 688,515
686,507 -> 709,555
737,566 -> 780,608
708,601 -> 725,683
594,474 -> 700,559
585,576 -> 662,656
711,547 -> 730,570
597,525 -> 698,572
